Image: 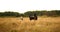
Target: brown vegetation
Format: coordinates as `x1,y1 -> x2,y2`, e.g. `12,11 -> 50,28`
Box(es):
0,17 -> 60,32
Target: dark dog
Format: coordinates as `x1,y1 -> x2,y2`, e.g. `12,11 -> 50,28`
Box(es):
29,13 -> 37,20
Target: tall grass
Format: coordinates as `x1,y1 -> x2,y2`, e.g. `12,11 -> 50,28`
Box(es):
0,17 -> 60,32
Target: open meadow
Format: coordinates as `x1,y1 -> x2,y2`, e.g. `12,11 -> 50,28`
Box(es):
0,17 -> 60,32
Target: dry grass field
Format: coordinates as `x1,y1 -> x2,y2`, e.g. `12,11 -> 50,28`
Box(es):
0,17 -> 60,32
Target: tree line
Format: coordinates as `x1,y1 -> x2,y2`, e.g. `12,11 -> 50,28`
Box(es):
0,10 -> 60,17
